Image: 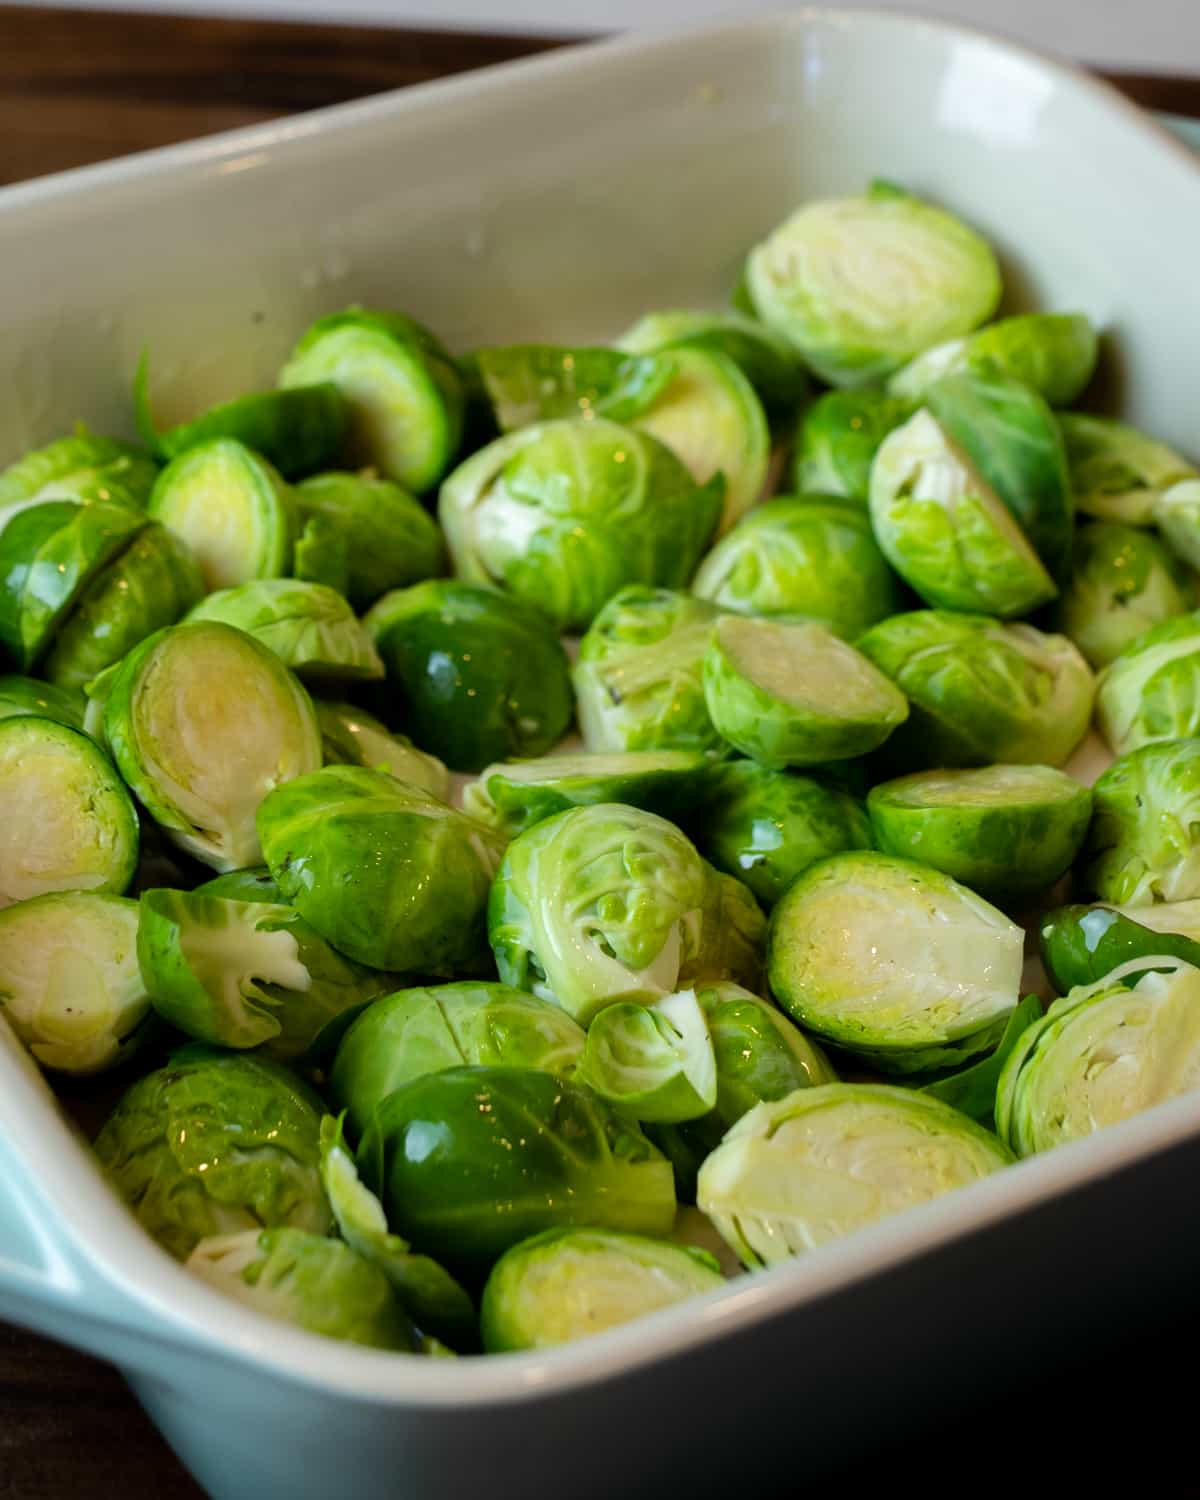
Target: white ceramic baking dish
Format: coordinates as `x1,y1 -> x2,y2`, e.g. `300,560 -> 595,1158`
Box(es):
2,12 -> 1200,1498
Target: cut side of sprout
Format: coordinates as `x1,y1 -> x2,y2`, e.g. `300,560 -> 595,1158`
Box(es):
578,989 -> 719,1123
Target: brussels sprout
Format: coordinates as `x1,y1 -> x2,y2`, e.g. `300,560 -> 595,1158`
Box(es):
1059,414 -> 1196,526
329,980 -> 586,1140
744,181 -> 1001,387
42,523 -> 204,690
0,674 -> 85,731
691,494 -> 901,637
615,308 -> 809,412
573,586 -> 722,755
489,803 -> 709,1026
791,390 -> 912,504
0,892 -> 150,1074
197,867 -> 283,903
1040,902 -> 1200,995
1153,479 -> 1200,571
94,1045 -> 332,1259
258,766 -> 503,973
357,1066 -> 676,1261
869,408 -> 1057,617
137,888 -> 389,1058
186,1228 -> 415,1350
867,764 -> 1092,901
147,438 -> 296,591
703,616 -> 908,768
365,580 -> 570,773
104,621 -> 322,871
318,1115 -> 475,1340
910,993 -> 1043,1124
314,700 -> 449,800
469,344 -> 675,431
291,510 -> 349,595
857,610 -> 1095,771
0,716 -> 138,907
292,471 -> 445,611
694,759 -> 872,909
0,499 -> 148,670
1094,611 -> 1200,756
461,749 -> 709,837
439,418 -> 721,632
1085,739 -> 1200,905
186,579 -> 383,683
481,1227 -> 724,1353
697,1083 -> 1012,1266
995,959 -> 1200,1156
578,990 -> 718,1124
679,865 -> 766,992
887,312 -> 1099,407
279,309 -> 465,491
0,429 -> 158,512
769,851 -> 1023,1072
1054,521 -> 1192,670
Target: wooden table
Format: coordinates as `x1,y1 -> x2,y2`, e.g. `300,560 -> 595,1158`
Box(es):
1,9 -> 1198,1496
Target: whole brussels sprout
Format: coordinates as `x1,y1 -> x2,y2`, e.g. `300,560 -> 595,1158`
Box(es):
314,699 -> 449,800
887,312 -> 1099,407
857,610 -> 1095,771
258,765 -> 504,974
365,579 -> 572,773
0,674 -> 86,731
744,181 -> 1001,387
438,418 -> 721,632
791,390 -> 912,504
0,429 -> 158,512
1040,902 -> 1200,995
1095,611 -> 1200,756
691,494 -> 902,637
1055,521 -> 1192,669
616,307 -> 808,411
1059,414 -> 1195,526
1085,738 -> 1200,905
186,579 -> 383,683
577,989 -> 718,1124
93,1045 -> 332,1259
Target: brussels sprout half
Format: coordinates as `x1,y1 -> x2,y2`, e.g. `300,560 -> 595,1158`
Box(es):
745,181 -> 1001,387
315,700 -> 449,801
692,494 -> 902,637
703,616 -> 908,768
0,716 -> 138,907
365,579 -> 572,772
887,312 -> 1099,407
616,308 -> 808,412
104,621 -> 322,872
0,674 -> 86,731
357,1066 -> 676,1262
469,344 -> 675,431
1095,611 -> 1200,756
1153,479 -> 1200,571
573,586 -> 723,756
697,1083 -> 1012,1267
0,429 -> 159,512
791,390 -> 912,505
1040,903 -> 1200,995
578,989 -> 718,1124
1085,739 -> 1200,905
1055,521 -> 1192,670
186,579 -> 383,683
768,851 -> 1024,1072
1059,414 -> 1196,526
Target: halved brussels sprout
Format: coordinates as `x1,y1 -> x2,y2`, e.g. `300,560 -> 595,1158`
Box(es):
0,499 -> 148,670
293,471 -> 445,610
857,610 -> 1095,771
691,494 -> 901,637
1055,521 -> 1192,670
258,766 -> 503,974
279,309 -> 465,491
578,989 -> 718,1124
94,1044 -> 332,1259
1094,611 -> 1200,756
573,586 -> 723,755
679,864 -> 766,993
888,312 -> 1099,407
329,980 -> 586,1140
186,579 -> 383,683
791,390 -> 912,504
867,764 -> 1092,901
186,1227 -> 415,1350
105,621 -> 322,872
1059,414 -> 1196,525
481,1227 -> 724,1353
0,892 -> 150,1074
0,716 -> 138,907
0,429 -> 158,512
1085,739 -> 1200,904
42,523 -> 204,690
0,674 -> 85,731
147,437 -> 296,590
909,993 -> 1043,1124
703,616 -> 908,767
768,851 -> 1023,1072
995,959 -> 1200,1156
745,181 -> 1001,386
697,1083 -> 1012,1267
489,802 -> 709,1026
439,418 -> 721,632
616,308 -> 808,411
365,579 -> 572,772
137,888 -> 389,1057
869,408 -> 1057,617
461,749 -> 709,837
469,344 -> 675,430
1040,902 -> 1200,995
315,700 -> 449,800
357,1065 -> 675,1261
1153,479 -> 1200,570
